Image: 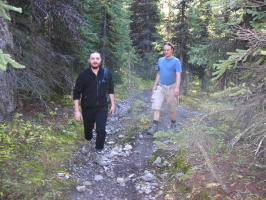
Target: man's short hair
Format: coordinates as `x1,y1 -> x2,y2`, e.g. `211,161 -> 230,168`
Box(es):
164,42 -> 174,51
90,51 -> 101,58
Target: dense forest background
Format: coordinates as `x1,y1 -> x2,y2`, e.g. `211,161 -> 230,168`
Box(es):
0,0 -> 264,114
1,0 -> 264,148
0,0 -> 265,163
0,0 -> 265,199
0,0 -> 265,157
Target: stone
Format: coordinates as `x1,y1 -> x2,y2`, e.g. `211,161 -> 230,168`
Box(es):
160,172 -> 168,178
124,144 -> 133,151
94,175 -> 104,181
83,181 -> 92,186
117,177 -> 126,186
96,156 -> 109,166
57,173 -> 65,177
143,170 -> 155,181
175,172 -> 184,178
128,174 -> 135,178
153,156 -> 162,165
117,177 -> 125,184
76,185 -> 86,192
81,146 -> 90,154
107,140 -> 115,144
162,160 -> 169,166
145,188 -> 152,194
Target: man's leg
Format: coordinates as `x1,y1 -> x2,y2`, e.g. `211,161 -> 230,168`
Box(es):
166,85 -> 178,129
153,109 -> 161,121
95,106 -> 108,151
147,109 -> 161,135
170,110 -> 177,129
170,110 -> 176,121
82,108 -> 95,141
148,86 -> 164,134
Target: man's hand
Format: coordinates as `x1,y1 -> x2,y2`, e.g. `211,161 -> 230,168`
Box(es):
174,88 -> 180,97
152,85 -> 157,91
109,104 -> 116,115
75,111 -> 83,122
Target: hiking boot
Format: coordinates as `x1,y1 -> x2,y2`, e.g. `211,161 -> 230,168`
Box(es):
147,124 -> 158,135
170,123 -> 176,131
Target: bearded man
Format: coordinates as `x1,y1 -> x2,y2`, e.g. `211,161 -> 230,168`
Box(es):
73,52 -> 115,153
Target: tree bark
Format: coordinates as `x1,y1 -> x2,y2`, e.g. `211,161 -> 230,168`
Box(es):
180,0 -> 187,95
0,18 -> 17,120
101,5 -> 107,69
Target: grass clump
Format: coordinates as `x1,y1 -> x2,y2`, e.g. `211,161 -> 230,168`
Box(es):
0,113 -> 83,200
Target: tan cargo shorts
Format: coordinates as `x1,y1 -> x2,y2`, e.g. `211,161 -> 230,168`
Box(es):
151,83 -> 178,111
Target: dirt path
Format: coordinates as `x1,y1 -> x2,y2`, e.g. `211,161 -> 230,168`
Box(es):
67,90 -> 193,200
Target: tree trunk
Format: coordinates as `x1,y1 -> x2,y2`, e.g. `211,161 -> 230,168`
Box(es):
101,5 -> 107,69
0,18 -> 17,120
180,0 -> 187,95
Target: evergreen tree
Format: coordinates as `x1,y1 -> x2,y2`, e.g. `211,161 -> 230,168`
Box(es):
0,1 -> 24,71
79,0 -> 134,79
162,0 -> 192,94
130,0 -> 161,78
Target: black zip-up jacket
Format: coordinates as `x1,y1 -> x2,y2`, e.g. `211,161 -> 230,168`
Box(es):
73,67 -> 114,108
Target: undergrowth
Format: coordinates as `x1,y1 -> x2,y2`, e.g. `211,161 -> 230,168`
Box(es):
0,97 -> 83,200
151,79 -> 265,199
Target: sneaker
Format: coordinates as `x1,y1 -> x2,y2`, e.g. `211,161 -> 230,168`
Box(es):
81,140 -> 93,154
147,124 -> 158,135
95,148 -> 103,154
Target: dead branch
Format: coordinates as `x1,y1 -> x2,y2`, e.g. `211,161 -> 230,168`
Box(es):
192,127 -> 229,193
230,123 -> 257,148
249,0 -> 266,7
255,135 -> 265,155
233,25 -> 266,48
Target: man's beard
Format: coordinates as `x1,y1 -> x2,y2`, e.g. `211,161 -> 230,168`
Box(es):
91,65 -> 100,69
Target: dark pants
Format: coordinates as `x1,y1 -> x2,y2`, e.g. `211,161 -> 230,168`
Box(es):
82,105 -> 108,149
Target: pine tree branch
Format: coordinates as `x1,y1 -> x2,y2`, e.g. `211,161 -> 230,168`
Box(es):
192,126 -> 230,193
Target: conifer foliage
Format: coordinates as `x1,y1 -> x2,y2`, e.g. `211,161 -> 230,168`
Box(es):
79,0 -> 133,74
0,1 -> 25,71
130,0 -> 161,78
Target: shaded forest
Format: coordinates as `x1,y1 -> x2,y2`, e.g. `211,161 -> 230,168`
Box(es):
0,0 -> 265,199
1,0 -> 264,154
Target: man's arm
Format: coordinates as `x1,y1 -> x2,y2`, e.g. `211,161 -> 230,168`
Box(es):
153,72 -> 160,90
109,94 -> 115,115
175,72 -> 181,96
107,71 -> 115,115
74,100 -> 82,122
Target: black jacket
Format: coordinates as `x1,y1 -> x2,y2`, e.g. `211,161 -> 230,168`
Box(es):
73,67 -> 114,108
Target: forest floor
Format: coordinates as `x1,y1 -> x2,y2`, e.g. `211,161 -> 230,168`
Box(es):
0,89 -> 265,200
67,90 -> 265,200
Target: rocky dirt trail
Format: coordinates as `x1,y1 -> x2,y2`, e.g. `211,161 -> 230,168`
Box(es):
67,90 -> 195,200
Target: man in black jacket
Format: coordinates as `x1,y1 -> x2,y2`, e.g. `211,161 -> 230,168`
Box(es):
73,52 -> 115,153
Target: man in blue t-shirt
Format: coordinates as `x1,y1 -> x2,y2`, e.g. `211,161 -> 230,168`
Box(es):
148,42 -> 182,134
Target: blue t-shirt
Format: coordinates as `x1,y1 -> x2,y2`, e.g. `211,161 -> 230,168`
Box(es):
157,56 -> 182,85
